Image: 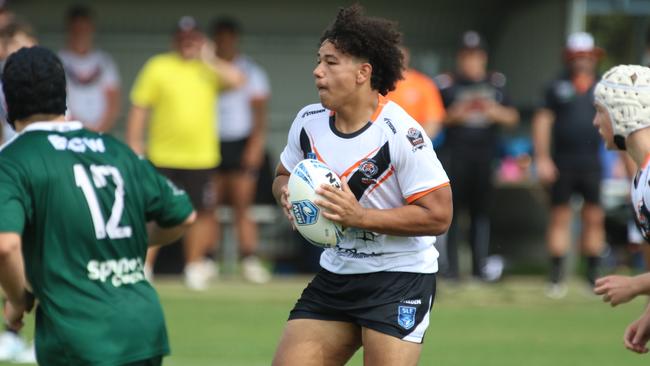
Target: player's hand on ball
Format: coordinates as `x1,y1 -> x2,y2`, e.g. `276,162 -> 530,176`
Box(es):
594,275 -> 639,306
280,185 -> 296,230
624,310 -> 650,354
315,177 -> 365,228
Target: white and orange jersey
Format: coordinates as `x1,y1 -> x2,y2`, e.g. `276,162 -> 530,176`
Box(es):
280,96 -> 450,274
632,156 -> 650,243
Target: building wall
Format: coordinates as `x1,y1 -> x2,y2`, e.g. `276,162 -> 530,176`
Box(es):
11,0 -> 565,156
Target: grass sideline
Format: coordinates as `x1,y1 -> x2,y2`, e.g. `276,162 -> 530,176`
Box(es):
1,276 -> 649,366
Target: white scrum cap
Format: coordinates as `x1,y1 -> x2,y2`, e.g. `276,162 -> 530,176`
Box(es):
595,64 -> 650,149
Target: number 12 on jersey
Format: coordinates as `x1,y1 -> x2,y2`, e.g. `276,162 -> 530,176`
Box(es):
74,164 -> 132,240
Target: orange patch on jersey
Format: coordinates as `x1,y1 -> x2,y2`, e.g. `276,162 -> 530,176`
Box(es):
405,182 -> 450,204
340,146 -> 382,178
367,166 -> 395,195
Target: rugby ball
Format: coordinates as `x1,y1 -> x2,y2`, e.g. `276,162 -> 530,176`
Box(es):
288,159 -> 345,248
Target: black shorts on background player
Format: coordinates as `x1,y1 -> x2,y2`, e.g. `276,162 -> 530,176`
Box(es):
289,270 -> 436,343
217,137 -> 250,173
551,158 -> 601,205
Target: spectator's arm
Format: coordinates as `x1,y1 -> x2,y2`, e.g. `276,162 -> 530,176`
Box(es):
242,97 -> 269,172
532,108 -> 558,185
147,211 -> 196,247
125,105 -> 149,156
485,100 -> 519,127
95,86 -> 121,133
201,43 -> 245,90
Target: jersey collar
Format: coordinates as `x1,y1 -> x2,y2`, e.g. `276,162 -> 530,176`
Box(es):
22,121 -> 84,133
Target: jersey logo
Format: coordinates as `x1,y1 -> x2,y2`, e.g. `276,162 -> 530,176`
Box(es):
398,306 -> 417,330
306,152 -> 317,160
359,159 -> 379,185
406,127 -> 426,151
384,118 -> 397,134
354,230 -> 378,243
301,108 -> 326,118
48,135 -> 106,153
291,200 -> 319,226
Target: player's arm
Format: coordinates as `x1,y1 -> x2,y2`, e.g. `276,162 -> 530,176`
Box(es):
242,96 -> 269,173
595,273 -> 650,306
0,233 -> 32,329
95,86 -> 121,133
125,105 -> 149,155
532,107 -> 557,185
147,211 -> 197,247
316,180 -> 452,236
272,163 -> 295,226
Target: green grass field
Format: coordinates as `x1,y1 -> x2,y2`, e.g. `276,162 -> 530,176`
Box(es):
2,276 -> 649,365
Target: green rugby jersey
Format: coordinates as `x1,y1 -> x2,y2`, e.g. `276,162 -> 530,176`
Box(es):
0,121 -> 194,366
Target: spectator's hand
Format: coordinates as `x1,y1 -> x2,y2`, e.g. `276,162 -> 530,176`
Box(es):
594,275 -> 640,306
200,39 -> 217,64
446,101 -> 474,125
279,185 -> 296,230
536,157 -> 557,185
315,177 -> 365,229
625,310 -> 650,354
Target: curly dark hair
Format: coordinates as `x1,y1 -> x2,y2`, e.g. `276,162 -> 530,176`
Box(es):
320,4 -> 403,95
2,46 -> 67,128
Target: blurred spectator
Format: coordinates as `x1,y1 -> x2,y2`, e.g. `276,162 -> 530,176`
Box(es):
387,45 -> 445,138
58,5 -> 121,132
0,20 -> 36,145
211,17 -> 271,283
126,16 -> 244,290
532,32 -> 605,298
435,30 -> 518,281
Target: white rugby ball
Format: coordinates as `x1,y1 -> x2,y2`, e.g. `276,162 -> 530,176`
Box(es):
288,159 -> 345,248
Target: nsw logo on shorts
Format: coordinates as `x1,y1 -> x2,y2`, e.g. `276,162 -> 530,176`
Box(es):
397,305 -> 417,330
291,200 -> 320,226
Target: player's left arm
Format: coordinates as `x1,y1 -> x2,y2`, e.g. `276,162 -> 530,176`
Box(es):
95,86 -> 121,133
242,95 -> 269,173
316,179 -> 452,236
0,233 -> 31,329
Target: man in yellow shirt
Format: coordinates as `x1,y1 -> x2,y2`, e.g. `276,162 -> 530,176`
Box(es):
126,16 -> 244,290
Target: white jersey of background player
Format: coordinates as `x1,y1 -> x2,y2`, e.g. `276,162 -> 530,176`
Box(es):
592,65 -> 650,354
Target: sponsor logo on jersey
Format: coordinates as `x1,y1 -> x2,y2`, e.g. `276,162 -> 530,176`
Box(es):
398,306 -> 417,329
307,152 -> 317,160
354,229 -> 378,243
291,200 -> 320,225
48,135 -> 106,153
406,128 -> 426,151
87,257 -> 146,288
401,298 -> 422,305
384,118 -> 397,134
359,159 -> 379,185
301,108 -> 326,118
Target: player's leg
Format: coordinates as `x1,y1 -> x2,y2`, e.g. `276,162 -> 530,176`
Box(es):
443,155 -> 470,280
545,167 -> 573,297
578,168 -> 604,286
182,169 -> 218,290
361,327 -> 422,366
468,159 -> 492,280
231,168 -> 270,283
272,319 -> 361,366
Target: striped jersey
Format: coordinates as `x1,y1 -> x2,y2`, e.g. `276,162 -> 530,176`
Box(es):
632,157 -> 650,243
280,96 -> 450,274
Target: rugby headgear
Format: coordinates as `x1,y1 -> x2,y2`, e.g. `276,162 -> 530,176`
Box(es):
594,64 -> 650,150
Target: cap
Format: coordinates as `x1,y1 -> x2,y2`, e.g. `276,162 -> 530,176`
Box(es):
565,32 -> 604,59
176,15 -> 199,33
459,30 -> 487,51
